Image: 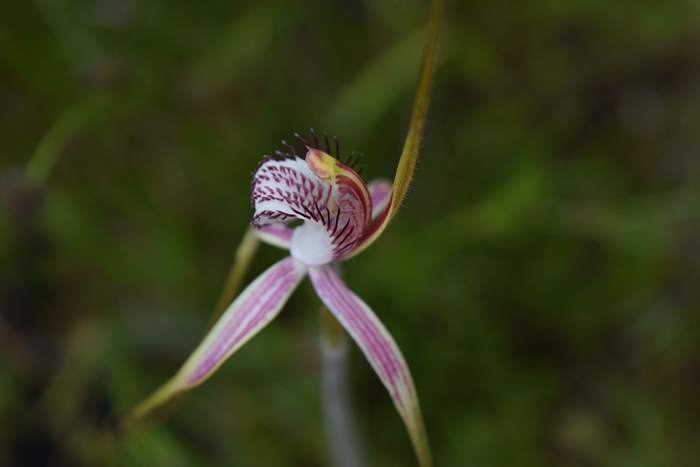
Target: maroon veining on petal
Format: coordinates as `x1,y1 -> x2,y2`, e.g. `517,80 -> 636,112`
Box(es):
251,157 -> 332,227
250,148 -> 373,260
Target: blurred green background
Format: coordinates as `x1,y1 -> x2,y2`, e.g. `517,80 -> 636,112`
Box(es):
1,0 -> 700,466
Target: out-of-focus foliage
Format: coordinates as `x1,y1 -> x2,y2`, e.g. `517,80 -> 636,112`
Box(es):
1,0 -> 699,466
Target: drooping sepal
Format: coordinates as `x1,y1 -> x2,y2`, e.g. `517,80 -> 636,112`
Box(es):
309,266 -> 432,467
128,257 -> 307,421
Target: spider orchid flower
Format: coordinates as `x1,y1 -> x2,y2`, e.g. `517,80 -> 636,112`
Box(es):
129,2 -> 442,465
132,143 -> 430,463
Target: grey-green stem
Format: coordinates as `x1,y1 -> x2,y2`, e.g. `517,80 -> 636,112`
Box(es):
320,307 -> 366,467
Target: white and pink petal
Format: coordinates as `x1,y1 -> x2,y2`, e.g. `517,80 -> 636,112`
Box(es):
251,156 -> 331,227
309,266 -> 432,467
180,256 -> 307,385
126,257 -> 307,423
129,257 -> 307,420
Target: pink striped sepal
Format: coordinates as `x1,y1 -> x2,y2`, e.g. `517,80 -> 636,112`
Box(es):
309,265 -> 432,467
175,257 -> 307,388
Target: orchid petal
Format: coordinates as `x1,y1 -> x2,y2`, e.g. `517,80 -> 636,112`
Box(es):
345,0 -> 443,259
254,223 -> 293,249
129,256 -> 307,421
309,266 -> 432,467
368,179 -> 392,220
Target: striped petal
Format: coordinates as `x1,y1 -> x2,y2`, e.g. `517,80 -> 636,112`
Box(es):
251,155 -> 332,226
129,256 -> 307,421
182,256 -> 306,384
251,149 -> 372,265
309,266 -> 432,467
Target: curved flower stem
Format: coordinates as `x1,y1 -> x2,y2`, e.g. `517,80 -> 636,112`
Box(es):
320,306 -> 366,467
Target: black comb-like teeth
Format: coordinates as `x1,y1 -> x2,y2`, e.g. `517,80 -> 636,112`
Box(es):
265,130 -> 364,173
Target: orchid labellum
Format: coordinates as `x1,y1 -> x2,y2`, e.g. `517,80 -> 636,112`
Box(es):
128,1 -> 442,466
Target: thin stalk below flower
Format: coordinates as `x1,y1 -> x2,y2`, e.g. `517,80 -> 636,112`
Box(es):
321,306 -> 366,467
